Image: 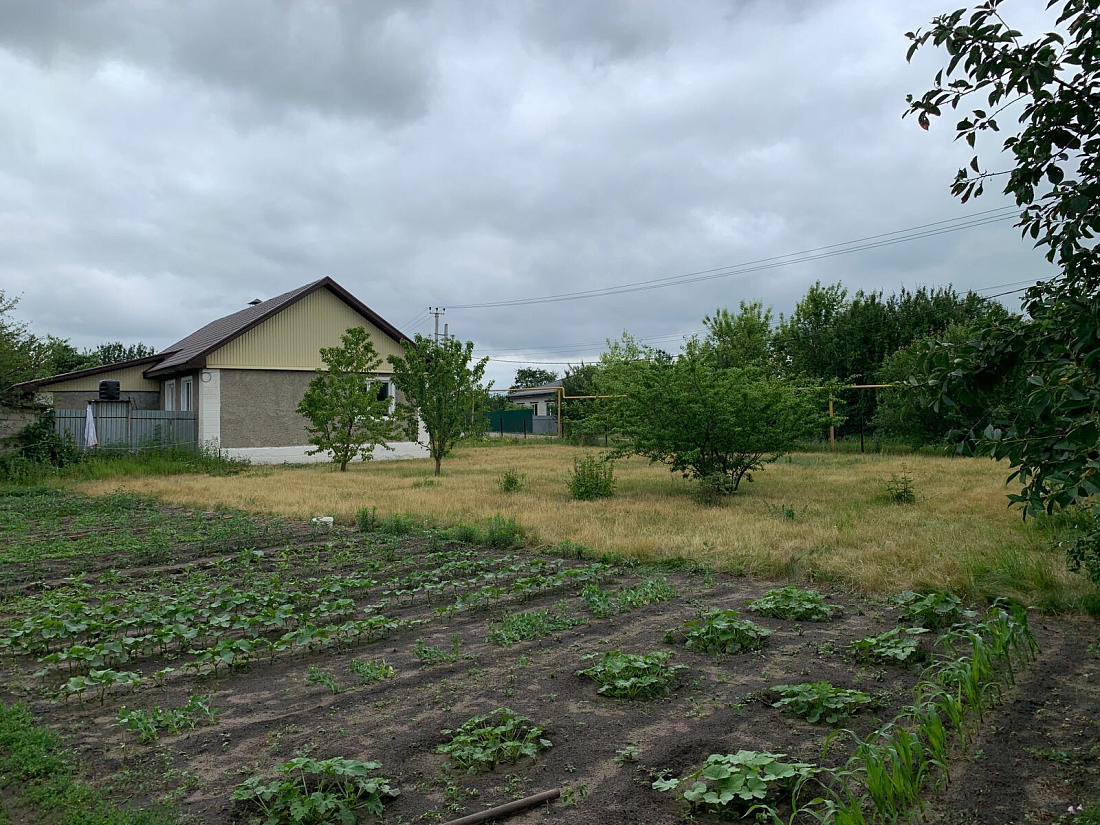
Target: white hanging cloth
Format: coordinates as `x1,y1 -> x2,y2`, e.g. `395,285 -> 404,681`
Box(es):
84,403 -> 98,450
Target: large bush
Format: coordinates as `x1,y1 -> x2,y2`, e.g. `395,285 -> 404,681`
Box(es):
602,337 -> 827,492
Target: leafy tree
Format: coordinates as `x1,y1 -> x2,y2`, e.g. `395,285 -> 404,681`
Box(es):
0,291 -> 35,403
296,327 -> 394,472
86,342 -> 157,365
774,282 -> 848,380
906,0 -> 1100,581
389,335 -> 489,476
602,337 -> 827,492
512,367 -> 558,389
701,301 -> 775,369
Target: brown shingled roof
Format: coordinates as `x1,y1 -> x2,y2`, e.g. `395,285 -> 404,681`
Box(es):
144,277 -> 409,377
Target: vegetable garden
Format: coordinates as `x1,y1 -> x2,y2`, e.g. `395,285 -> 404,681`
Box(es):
0,488 -> 1097,824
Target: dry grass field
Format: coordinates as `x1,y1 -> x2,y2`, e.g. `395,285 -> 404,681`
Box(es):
76,442 -> 1096,605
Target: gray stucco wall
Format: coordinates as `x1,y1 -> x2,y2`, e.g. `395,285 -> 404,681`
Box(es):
219,370 -> 315,449
48,391 -> 161,411
219,369 -> 400,449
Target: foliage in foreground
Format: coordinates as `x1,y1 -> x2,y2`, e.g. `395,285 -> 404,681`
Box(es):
0,701 -> 175,825
905,0 -> 1100,584
669,608 -> 772,655
231,756 -> 398,824
577,650 -> 684,700
654,751 -> 816,818
436,708 -> 551,773
749,586 -> 836,622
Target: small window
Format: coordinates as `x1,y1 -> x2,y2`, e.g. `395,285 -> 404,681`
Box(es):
180,377 -> 193,412
376,382 -> 390,402
164,381 -> 176,411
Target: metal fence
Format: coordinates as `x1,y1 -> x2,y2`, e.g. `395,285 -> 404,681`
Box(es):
55,403 -> 198,451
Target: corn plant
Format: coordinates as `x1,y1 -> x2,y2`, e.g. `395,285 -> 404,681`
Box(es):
577,651 -> 684,700
771,682 -> 873,725
653,751 -> 816,819
231,756 -> 398,823
848,628 -> 927,666
669,609 -> 771,655
749,586 -> 836,622
436,709 -> 551,773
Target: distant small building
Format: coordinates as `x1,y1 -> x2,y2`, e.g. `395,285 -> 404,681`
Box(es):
505,380 -> 562,417
15,277 -> 428,464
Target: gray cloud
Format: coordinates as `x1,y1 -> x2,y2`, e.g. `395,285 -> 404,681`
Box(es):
0,0 -> 1058,388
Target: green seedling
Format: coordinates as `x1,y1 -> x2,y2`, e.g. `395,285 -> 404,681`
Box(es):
668,609 -> 771,655
770,682 -> 873,725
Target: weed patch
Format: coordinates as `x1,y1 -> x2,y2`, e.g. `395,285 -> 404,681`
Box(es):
568,454 -> 615,500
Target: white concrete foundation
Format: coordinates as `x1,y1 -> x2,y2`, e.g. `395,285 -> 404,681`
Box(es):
222,441 -> 430,465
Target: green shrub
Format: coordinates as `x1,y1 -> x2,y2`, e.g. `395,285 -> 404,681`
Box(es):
577,651 -> 684,700
670,609 -> 771,655
483,514 -> 523,548
885,472 -> 916,504
568,454 -> 615,500
770,682 -> 873,725
436,709 -> 551,773
497,468 -> 525,493
749,586 -> 835,622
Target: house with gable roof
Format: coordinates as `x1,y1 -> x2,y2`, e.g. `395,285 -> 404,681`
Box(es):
16,278 -> 428,464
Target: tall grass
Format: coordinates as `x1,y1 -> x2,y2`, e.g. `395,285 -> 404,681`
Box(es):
73,443 -> 1099,605
1,444 -> 248,486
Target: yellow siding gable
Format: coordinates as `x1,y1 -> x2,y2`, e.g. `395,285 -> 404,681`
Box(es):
206,287 -> 404,371
37,363 -> 160,392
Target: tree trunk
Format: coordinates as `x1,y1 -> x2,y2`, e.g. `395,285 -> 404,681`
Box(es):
339,460 -> 348,472
434,454 -> 442,476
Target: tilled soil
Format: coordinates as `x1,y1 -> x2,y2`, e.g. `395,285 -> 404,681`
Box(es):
2,515 -> 1097,825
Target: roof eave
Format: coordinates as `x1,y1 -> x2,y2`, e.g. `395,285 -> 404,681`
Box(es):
13,355 -> 165,393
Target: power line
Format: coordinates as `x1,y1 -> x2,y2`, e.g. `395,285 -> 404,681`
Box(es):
449,207 -> 1020,310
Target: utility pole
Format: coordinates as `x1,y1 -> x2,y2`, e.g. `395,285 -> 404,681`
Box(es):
429,307 -> 446,344
443,322 -> 449,343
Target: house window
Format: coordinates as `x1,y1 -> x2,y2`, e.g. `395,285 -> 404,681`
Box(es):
180,377 -> 193,412
164,381 -> 176,411
372,377 -> 396,414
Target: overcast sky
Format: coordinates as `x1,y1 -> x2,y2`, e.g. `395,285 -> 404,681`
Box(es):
0,0 -> 1058,387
